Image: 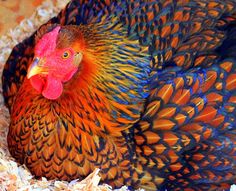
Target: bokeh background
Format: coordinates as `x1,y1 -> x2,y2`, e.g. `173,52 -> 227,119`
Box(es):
0,0 -> 50,35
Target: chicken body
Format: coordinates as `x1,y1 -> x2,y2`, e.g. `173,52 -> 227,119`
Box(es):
2,0 -> 236,190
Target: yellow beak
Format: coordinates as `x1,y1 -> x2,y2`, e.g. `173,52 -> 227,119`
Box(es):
27,57 -> 47,79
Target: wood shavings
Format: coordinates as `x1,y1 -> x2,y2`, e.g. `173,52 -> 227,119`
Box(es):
231,185 -> 236,191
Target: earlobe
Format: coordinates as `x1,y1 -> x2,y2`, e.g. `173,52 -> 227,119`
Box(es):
74,52 -> 83,66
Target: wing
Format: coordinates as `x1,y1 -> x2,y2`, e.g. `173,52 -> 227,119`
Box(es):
133,15 -> 236,191
134,59 -> 236,190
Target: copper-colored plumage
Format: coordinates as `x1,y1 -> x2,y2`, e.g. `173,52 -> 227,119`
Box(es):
2,0 -> 236,190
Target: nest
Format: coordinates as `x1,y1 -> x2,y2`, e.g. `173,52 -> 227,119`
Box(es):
0,0 -> 130,190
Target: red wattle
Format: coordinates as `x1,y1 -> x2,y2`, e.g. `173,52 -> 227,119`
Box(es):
42,75 -> 63,100
30,74 -> 63,100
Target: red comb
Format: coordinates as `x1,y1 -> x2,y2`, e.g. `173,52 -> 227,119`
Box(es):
35,26 -> 61,57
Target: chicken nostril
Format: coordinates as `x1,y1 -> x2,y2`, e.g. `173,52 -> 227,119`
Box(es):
32,57 -> 40,67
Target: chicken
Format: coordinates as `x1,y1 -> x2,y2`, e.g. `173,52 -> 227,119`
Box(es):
2,0 -> 236,190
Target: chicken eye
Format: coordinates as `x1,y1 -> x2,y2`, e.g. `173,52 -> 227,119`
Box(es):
62,51 -> 70,59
